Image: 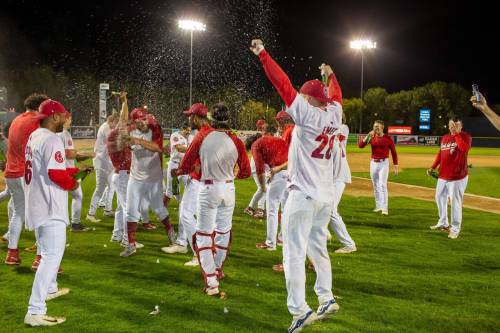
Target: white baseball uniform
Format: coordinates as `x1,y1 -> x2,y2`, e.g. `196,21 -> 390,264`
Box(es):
248,158 -> 266,210
165,131 -> 191,200
330,125 -> 355,248
24,128 -> 72,316
88,122 -> 115,215
58,129 -> 83,225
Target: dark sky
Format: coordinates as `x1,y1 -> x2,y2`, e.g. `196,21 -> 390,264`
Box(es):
1,0 -> 499,102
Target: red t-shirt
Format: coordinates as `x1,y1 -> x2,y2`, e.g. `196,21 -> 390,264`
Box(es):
431,132 -> 471,181
251,135 -> 288,174
5,112 -> 40,178
282,124 -> 295,148
107,128 -> 131,172
359,134 -> 398,165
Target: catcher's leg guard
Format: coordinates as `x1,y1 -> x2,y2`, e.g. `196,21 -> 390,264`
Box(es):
214,229 -> 232,279
192,231 -> 217,291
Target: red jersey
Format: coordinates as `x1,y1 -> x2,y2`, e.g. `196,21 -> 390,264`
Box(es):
251,135 -> 288,174
5,112 -> 40,178
359,134 -> 398,165
431,132 -> 471,181
106,128 -> 131,172
282,124 -> 295,148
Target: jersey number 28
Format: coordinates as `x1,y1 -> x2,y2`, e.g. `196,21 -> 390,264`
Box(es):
311,134 -> 334,159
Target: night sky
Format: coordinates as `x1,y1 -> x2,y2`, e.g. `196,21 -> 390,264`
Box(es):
1,0 -> 499,102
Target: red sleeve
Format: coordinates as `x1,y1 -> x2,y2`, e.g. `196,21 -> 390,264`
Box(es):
327,73 -> 342,104
388,136 -> 398,165
431,151 -> 441,169
358,139 -> 367,148
227,132 -> 251,179
251,139 -> 265,175
177,128 -> 213,176
258,50 -> 297,107
454,133 -> 471,152
48,169 -> 77,191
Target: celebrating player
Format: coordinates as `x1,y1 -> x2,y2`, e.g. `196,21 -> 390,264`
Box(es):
178,103 -> 250,296
428,117 -> 472,239
245,128 -> 288,251
4,93 -> 48,265
23,100 -> 88,326
164,124 -> 192,205
251,39 -> 342,332
358,120 -> 398,215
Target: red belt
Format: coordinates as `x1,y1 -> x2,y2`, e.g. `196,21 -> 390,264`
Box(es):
372,158 -> 386,163
203,180 -> 233,185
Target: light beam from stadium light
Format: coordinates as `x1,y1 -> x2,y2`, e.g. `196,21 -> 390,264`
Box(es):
350,39 -> 377,133
179,19 -> 206,107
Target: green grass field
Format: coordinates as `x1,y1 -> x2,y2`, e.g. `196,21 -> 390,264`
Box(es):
1,176 -> 500,333
352,167 -> 500,199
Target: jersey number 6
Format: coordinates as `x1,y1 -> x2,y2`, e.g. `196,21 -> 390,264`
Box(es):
25,160 -> 33,185
311,134 -> 334,160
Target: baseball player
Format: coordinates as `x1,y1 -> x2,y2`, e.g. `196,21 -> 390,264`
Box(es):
358,120 -> 399,215
252,39 -> 343,332
58,114 -> 94,232
24,99 -> 87,326
178,103 -> 251,296
86,113 -> 119,222
164,124 -> 192,205
276,111 -> 295,148
120,107 -> 175,257
4,93 -> 48,265
162,103 -> 210,267
428,117 -> 471,239
245,129 -> 288,251
330,121 -> 356,253
244,119 -> 268,218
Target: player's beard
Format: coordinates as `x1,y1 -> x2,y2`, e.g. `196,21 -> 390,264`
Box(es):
55,121 -> 65,133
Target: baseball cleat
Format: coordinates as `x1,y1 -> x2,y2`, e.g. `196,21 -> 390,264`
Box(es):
5,248 -> 21,265
448,231 -> 459,239
243,207 -> 255,216
31,255 -> 41,270
86,214 -> 101,223
1,234 -> 8,243
272,263 -> 284,272
277,239 -> 283,247
253,209 -> 265,219
120,245 -> 137,257
110,236 -> 122,243
430,224 -> 450,232
316,299 -> 340,320
255,242 -> 276,251
335,246 -> 357,254
205,286 -> 220,296
71,223 -> 89,232
25,243 -> 38,252
184,257 -> 199,267
381,210 -> 389,216
103,210 -> 115,217
24,313 -> 66,327
373,208 -> 382,213
46,288 -> 70,301
161,244 -> 188,254
287,310 -> 318,333
142,222 -> 157,230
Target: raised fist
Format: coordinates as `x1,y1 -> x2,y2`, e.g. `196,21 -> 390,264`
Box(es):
250,39 -> 265,55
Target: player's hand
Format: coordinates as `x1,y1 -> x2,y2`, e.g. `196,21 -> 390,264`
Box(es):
426,168 -> 434,176
470,93 -> 487,111
250,39 -> 264,55
120,92 -> 128,103
394,165 -> 399,176
319,63 -> 333,77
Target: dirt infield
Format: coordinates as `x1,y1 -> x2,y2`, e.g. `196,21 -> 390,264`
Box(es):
1,139 -> 499,214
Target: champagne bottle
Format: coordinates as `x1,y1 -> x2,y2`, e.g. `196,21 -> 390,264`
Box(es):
74,168 -> 92,181
322,73 -> 328,87
364,133 -> 373,144
172,175 -> 180,196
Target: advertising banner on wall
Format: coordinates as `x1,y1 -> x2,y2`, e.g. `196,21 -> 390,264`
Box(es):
388,126 -> 412,135
72,126 -> 96,139
418,136 -> 440,146
396,135 -> 418,145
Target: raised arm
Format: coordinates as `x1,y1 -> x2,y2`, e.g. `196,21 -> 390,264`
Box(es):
471,93 -> 500,131
320,64 -> 342,104
251,39 -> 297,107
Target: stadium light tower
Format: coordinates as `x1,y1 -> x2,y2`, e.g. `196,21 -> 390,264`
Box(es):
350,39 -> 376,133
178,19 -> 206,107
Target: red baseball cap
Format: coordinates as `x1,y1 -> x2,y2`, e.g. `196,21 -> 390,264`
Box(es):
299,79 -> 332,103
35,99 -> 69,120
275,110 -> 291,121
130,108 -> 148,122
184,103 -> 208,117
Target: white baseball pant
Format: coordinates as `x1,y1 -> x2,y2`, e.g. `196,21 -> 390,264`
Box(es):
6,177 -> 25,250
194,181 -> 235,290
265,170 -> 288,248
89,168 -> 114,215
112,171 -> 129,242
176,178 -> 200,250
126,179 -> 168,222
435,176 -> 468,234
140,196 -> 150,223
70,185 -> 83,225
370,159 -> 389,210
330,181 -> 355,248
165,161 -> 188,201
248,172 -> 266,210
27,219 -> 66,315
98,185 -> 115,210
282,188 -> 334,316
